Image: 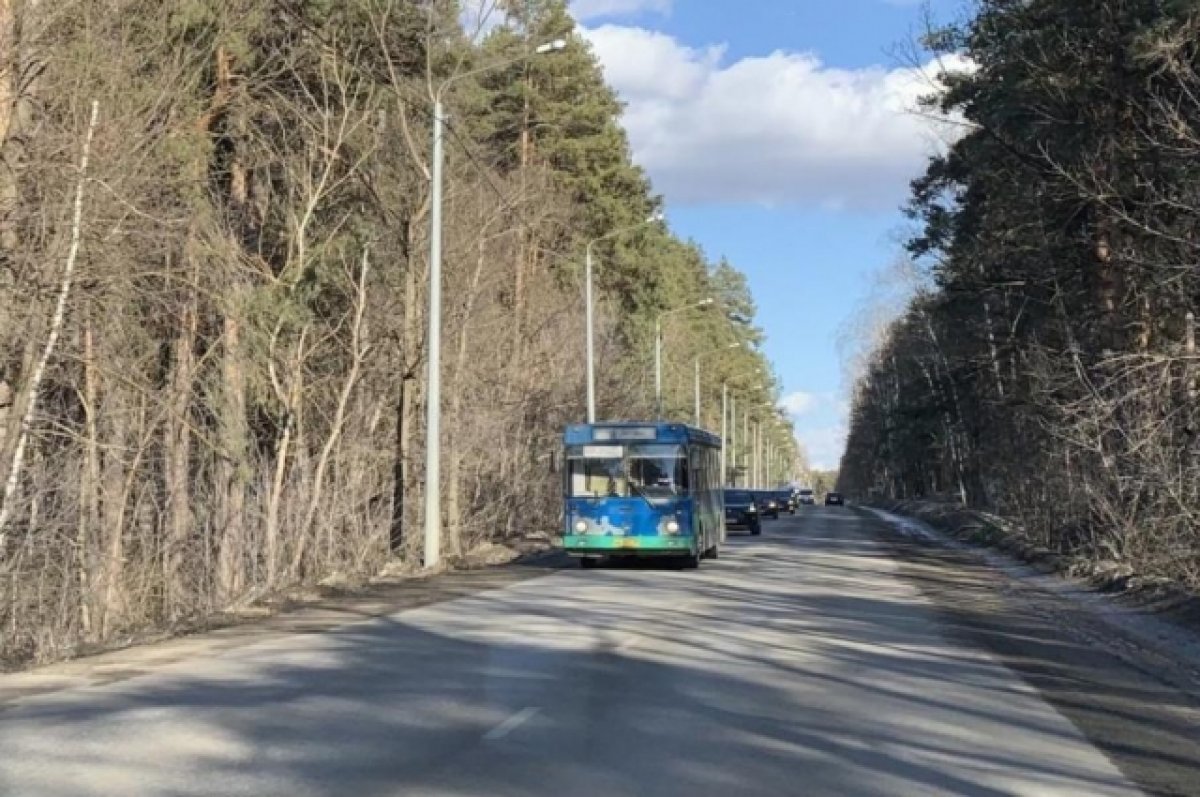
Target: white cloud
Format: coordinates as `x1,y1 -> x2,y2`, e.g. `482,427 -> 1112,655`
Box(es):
780,391 -> 819,417
571,0 -> 672,22
798,424 -> 848,471
583,25 -> 968,209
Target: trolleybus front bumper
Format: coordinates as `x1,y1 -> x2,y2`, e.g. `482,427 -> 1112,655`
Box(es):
563,535 -> 697,556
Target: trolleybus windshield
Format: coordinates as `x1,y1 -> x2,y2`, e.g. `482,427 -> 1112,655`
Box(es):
567,444 -> 689,501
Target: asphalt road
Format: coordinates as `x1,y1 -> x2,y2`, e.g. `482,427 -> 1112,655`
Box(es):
0,509 -> 1188,796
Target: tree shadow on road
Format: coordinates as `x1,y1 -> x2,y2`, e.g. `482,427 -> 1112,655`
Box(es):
1,528 -> 1190,797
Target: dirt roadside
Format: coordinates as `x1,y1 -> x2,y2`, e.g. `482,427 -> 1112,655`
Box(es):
0,550 -> 571,710
862,507 -> 1200,797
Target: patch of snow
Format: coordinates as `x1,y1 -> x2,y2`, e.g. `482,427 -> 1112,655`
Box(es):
867,507 -> 1200,688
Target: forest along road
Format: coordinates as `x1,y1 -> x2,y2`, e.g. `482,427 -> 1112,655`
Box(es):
2,509 -> 1197,797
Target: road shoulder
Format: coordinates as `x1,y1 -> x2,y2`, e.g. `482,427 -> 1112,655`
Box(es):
0,551 -> 568,710
862,507 -> 1200,797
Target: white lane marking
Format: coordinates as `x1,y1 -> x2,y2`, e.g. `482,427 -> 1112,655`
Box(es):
483,707 -> 540,741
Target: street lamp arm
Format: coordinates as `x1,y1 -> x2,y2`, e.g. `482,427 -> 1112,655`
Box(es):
587,213 -> 664,253
436,40 -> 568,98
657,298 -> 714,325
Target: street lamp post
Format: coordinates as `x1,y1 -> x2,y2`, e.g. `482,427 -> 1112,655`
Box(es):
748,422 -> 758,484
721,382 -> 728,487
720,391 -> 729,484
725,372 -> 764,487
693,343 -> 740,428
585,212 -> 663,423
743,408 -> 750,487
654,298 -> 714,418
424,39 -> 566,570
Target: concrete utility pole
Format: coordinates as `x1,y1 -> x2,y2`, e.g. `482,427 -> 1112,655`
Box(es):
655,299 -> 713,418
743,410 -> 750,486
728,393 -> 736,486
693,343 -> 739,428
424,40 -> 566,570
721,382 -> 728,487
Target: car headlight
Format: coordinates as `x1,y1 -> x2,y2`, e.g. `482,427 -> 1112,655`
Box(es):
574,520 -> 589,534
665,520 -> 681,534
747,505 -> 757,514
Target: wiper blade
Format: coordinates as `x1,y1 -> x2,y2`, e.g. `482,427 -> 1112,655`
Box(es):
627,479 -> 657,509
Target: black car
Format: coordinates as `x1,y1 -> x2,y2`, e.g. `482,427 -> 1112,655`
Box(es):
722,489 -> 762,535
754,490 -> 781,520
797,488 -> 815,506
824,491 -> 845,506
774,489 -> 797,515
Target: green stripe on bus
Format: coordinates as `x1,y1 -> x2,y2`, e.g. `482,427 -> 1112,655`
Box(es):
563,535 -> 695,551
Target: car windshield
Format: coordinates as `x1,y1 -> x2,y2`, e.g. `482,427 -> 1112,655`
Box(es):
799,490 -> 813,496
567,444 -> 688,501
724,490 -> 754,504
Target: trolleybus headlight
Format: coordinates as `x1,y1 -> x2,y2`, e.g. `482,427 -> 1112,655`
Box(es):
574,520 -> 589,534
665,520 -> 681,535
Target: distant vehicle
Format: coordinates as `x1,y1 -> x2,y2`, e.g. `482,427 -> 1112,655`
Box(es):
797,488 -> 816,506
774,489 -> 797,515
824,492 -> 845,506
754,489 -> 781,519
562,422 -> 724,569
722,489 -> 762,536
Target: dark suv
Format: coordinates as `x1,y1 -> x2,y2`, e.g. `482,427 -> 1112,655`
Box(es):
722,489 -> 762,535
754,490 -> 781,520
824,492 -> 845,506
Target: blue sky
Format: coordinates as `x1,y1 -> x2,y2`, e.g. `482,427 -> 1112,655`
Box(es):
570,0 -> 967,468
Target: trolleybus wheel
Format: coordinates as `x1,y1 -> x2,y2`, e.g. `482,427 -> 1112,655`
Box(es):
580,557 -> 600,569
680,550 -> 701,570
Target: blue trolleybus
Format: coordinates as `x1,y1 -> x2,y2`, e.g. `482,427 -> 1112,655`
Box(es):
562,422 -> 724,568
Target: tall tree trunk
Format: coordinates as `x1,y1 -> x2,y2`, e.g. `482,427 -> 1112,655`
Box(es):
290,249 -> 370,576
0,100 -> 98,547
446,236 -> 489,557
215,306 -> 248,605
982,297 -> 1006,400
164,249 -> 198,621
0,0 -> 43,530
214,46 -> 249,605
265,323 -> 306,587
511,70 -> 532,366
392,213 -> 425,556
98,391 -> 144,639
0,0 -> 41,255
77,314 -> 101,638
